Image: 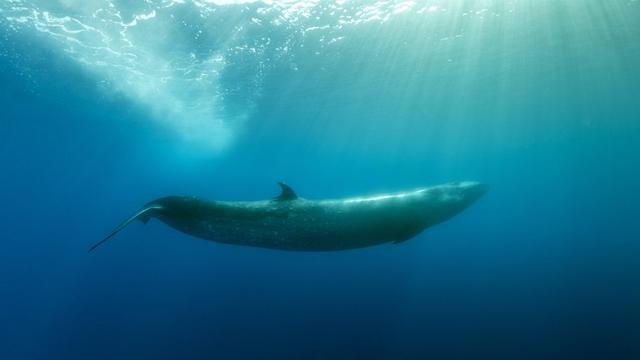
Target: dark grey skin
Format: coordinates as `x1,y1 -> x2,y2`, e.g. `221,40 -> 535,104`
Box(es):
89,181 -> 487,252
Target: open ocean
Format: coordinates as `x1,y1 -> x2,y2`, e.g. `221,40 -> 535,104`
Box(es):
1,1 -> 639,359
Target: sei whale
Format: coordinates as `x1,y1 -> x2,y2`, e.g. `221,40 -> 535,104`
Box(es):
89,181 -> 487,252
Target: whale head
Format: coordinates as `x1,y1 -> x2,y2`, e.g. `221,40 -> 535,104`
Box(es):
422,181 -> 488,226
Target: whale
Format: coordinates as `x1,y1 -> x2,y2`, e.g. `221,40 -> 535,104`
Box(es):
89,181 -> 487,252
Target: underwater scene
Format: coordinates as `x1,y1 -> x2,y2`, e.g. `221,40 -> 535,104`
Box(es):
1,0 -> 639,359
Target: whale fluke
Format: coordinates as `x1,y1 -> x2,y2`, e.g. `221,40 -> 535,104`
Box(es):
88,206 -> 161,253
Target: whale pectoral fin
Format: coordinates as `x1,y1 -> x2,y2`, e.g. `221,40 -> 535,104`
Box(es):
392,228 -> 425,244
273,182 -> 298,201
88,206 -> 159,253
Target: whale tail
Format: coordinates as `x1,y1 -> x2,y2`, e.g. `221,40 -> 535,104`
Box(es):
88,205 -> 161,253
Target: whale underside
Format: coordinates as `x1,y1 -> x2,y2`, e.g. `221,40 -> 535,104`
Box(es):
90,182 -> 487,252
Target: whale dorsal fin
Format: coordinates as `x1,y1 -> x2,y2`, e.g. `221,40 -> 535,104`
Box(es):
274,182 -> 298,201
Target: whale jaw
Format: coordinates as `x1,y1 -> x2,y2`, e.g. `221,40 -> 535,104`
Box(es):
421,181 -> 488,227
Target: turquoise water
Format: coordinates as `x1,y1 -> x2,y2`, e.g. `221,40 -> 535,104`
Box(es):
1,1 -> 640,358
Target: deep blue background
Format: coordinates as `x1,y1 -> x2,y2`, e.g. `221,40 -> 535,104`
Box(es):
2,4 -> 640,359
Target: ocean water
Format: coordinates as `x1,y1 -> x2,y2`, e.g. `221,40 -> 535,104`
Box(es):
1,1 -> 639,359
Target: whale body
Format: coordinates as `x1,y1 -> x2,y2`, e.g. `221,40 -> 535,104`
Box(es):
89,181 -> 487,252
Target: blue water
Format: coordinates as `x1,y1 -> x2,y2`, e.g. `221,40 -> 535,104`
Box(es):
1,1 -> 640,359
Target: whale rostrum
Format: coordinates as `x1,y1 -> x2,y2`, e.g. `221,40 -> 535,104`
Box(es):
89,181 -> 487,252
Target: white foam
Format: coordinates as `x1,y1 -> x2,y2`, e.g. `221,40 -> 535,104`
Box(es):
2,0 -> 239,152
